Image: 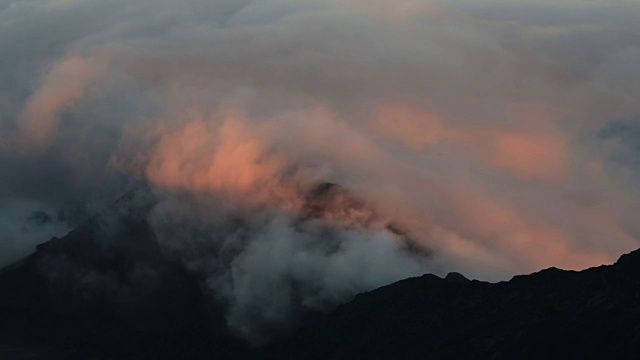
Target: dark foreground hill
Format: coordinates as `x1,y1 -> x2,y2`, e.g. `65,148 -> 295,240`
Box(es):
0,190 -> 248,360
1,188 -> 639,359
267,250 -> 640,360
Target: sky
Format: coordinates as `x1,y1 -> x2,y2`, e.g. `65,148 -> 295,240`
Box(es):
1,0 -> 640,305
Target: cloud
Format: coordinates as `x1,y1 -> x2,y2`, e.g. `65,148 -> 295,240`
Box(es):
374,104 -> 570,181
142,180 -> 431,342
1,0 -> 640,340
16,56 -> 106,149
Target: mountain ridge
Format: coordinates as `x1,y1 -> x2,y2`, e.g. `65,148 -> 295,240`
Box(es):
1,188 -> 639,359
264,248 -> 640,360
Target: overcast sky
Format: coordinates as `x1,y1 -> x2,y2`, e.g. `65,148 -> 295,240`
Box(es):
1,0 -> 640,282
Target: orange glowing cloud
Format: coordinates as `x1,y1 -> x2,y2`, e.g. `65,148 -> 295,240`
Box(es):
144,112 -> 287,201
487,130 -> 568,181
110,106 -> 325,214
107,101 -> 636,281
17,56 -> 105,149
440,188 -> 614,273
374,104 -> 570,182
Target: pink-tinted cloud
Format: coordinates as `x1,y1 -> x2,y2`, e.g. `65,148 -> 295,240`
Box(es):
17,56 -> 105,150
375,104 -> 570,182
2,0 -> 639,285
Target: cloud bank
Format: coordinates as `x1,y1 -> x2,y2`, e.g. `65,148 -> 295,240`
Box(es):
2,0 -> 640,339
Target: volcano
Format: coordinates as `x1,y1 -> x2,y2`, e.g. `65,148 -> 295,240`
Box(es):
1,186 -> 639,359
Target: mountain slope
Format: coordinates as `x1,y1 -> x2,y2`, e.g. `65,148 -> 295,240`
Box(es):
0,190 -> 249,360
0,183 -> 408,359
1,187 -> 639,359
265,250 -> 640,360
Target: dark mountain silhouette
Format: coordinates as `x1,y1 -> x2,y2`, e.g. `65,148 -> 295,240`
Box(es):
266,251 -> 640,360
0,189 -> 249,359
1,186 -> 639,359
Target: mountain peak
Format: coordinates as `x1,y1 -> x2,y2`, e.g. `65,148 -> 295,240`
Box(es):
444,272 -> 469,282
